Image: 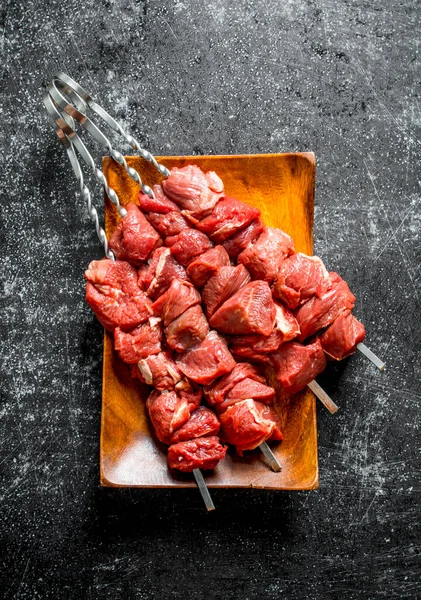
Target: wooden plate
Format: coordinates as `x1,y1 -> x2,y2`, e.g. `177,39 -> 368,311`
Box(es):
100,153 -> 318,489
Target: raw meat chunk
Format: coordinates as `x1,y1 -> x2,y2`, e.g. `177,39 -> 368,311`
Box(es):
238,227 -> 294,283
229,331 -> 284,358
204,363 -> 265,407
85,259 -> 153,332
209,281 -> 276,336
254,404 -> 283,441
216,379 -> 276,412
205,171 -> 225,193
186,246 -> 231,288
109,203 -> 161,264
273,301 -> 300,341
137,351 -> 183,390
320,311 -> 365,360
138,185 -> 179,213
168,436 -> 227,472
151,279 -> 201,326
85,258 -> 140,295
145,211 -> 190,238
274,252 -> 330,309
202,265 -> 251,319
219,399 -> 276,455
169,407 -> 220,444
165,305 -> 210,352
147,390 -> 190,444
176,331 -> 236,385
162,165 -> 224,219
226,378 -> 275,403
222,217 -> 265,259
270,339 -> 327,395
295,272 -> 356,341
114,318 -> 162,363
196,197 -> 260,243
228,302 -> 299,358
175,379 -> 203,411
138,247 -> 189,300
166,229 -> 213,266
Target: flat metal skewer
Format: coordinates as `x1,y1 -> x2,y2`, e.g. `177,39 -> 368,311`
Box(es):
45,115 -> 216,512
357,343 -> 385,371
307,380 -> 339,414
43,92 -> 127,219
193,469 -> 215,511
259,441 -> 282,472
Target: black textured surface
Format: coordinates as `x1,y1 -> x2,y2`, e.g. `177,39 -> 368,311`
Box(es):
1,1 -> 420,598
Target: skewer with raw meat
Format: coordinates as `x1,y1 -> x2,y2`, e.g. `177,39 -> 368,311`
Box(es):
83,219 -> 227,509
162,165 -> 383,365
44,72 -> 385,515
44,77 -> 307,505
274,257 -> 382,365
136,174 -> 335,413
108,198 -> 283,470
136,171 -> 340,412
84,258 -> 227,480
149,166 -> 384,404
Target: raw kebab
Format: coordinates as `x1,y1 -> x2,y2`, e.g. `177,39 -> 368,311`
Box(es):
138,165 -> 366,386
84,190 -> 283,473
84,162 -> 366,472
84,256 -> 230,473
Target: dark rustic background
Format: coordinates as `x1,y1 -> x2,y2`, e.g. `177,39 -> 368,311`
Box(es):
1,1 -> 420,598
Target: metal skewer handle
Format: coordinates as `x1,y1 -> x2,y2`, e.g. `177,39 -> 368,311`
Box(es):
51,72 -> 170,178
42,93 -> 114,260
48,73 -> 170,193
43,91 -> 127,218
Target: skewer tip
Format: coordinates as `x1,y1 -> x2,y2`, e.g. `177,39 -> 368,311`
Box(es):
357,343 -> 386,372
193,469 -> 215,511
307,380 -> 339,414
259,441 -> 282,472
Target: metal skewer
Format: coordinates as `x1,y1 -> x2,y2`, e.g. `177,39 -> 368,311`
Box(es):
259,441 -> 282,472
307,339 -> 385,413
307,380 -> 339,414
193,469 -> 215,511
43,92 -> 127,219
47,73 -> 169,198
42,96 -> 114,260
50,72 -> 170,179
43,104 -> 217,512
357,343 -> 385,371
